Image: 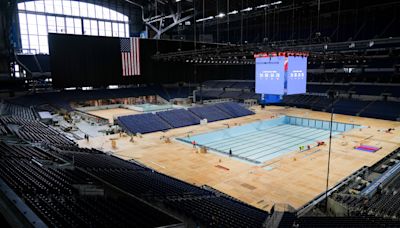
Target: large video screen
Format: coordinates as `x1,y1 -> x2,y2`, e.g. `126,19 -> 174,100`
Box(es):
255,57 -> 285,95
287,56 -> 307,95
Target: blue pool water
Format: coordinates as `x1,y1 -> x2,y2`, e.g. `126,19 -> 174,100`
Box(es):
177,116 -> 360,164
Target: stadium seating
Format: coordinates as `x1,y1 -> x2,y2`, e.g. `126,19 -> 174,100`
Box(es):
157,109 -> 201,128
0,103 -> 37,120
118,113 -> 172,134
359,101 -> 400,120
328,99 -> 371,116
214,102 -> 255,117
164,196 -> 268,228
189,105 -> 232,122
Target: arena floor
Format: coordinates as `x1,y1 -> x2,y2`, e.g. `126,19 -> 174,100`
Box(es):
86,108 -> 139,124
78,106 -> 400,211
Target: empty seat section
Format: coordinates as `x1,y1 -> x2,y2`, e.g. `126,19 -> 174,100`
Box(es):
118,113 -> 171,134
157,109 -> 201,128
215,102 -> 254,117
189,105 -> 232,122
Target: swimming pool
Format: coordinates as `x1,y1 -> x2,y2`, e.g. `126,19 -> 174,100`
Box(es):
177,116 -> 360,164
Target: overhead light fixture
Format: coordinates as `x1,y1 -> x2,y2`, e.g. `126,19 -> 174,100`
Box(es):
175,0 -> 181,2
228,10 -> 238,15
216,13 -> 226,18
271,1 -> 282,6
240,7 -> 253,12
196,16 -> 214,22
256,4 -> 269,9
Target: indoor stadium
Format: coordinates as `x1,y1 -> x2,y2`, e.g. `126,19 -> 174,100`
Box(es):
0,0 -> 400,227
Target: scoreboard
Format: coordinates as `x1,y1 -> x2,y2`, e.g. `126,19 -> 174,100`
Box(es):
255,54 -> 308,96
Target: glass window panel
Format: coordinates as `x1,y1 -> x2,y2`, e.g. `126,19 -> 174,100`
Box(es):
18,3 -> 25,10
20,35 -> 30,50
56,16 -> 65,33
35,1 -> 45,12
18,13 -> 27,25
20,25 -> 28,35
90,20 -> 98,36
83,19 -> 90,35
29,35 -> 39,49
124,15 -> 128,22
95,5 -> 103,19
47,16 -> 56,33
112,22 -> 119,37
98,21 -> 105,36
70,1 -> 80,16
105,21 -> 112,36
116,12 -> 122,21
87,3 -> 95,18
103,7 -> 110,20
36,15 -> 46,25
37,25 -> 47,35
63,0 -> 72,15
44,0 -> 54,13
74,18 -> 82,34
79,2 -> 88,17
39,35 -> 48,46
28,21 -> 38,35
65,17 -> 74,34
110,9 -> 117,21
54,0 -> 63,14
27,14 -> 37,25
25,2 -> 35,11
118,23 -> 124,37
39,45 -> 49,54
125,23 -> 129,37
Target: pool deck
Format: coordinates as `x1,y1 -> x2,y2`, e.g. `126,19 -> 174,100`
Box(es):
78,106 -> 400,211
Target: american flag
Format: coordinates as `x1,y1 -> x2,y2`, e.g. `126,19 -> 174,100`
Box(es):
120,37 -> 140,76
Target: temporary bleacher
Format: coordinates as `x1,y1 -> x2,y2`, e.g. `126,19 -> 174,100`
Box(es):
157,109 -> 201,128
189,105 -> 232,122
214,102 -> 255,117
118,102 -> 255,134
118,113 -> 171,134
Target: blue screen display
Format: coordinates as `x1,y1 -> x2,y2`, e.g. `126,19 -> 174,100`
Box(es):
255,57 -> 285,95
287,56 -> 307,95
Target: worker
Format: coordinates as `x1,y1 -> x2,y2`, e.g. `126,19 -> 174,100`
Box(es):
192,140 -> 196,149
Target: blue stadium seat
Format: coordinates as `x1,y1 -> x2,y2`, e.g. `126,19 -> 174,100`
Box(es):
118,113 -> 172,134
157,109 -> 201,128
189,105 -> 232,122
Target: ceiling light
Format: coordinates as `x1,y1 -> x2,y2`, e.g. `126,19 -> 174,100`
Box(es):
216,13 -> 226,18
228,10 -> 238,15
240,7 -> 253,12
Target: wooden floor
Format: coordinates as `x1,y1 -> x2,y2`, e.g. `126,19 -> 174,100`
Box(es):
78,106 -> 400,211
86,108 -> 139,124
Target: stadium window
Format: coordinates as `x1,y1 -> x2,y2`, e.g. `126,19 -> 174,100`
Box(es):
65,17 -> 75,34
17,0 -> 130,54
112,22 -> 119,37
74,18 -> 82,35
87,3 -> 95,18
63,0 -> 72,15
47,16 -> 57,33
98,21 -> 105,36
35,0 -> 45,13
83,19 -> 90,35
90,20 -> 98,36
105,21 -> 112,36
56,16 -> 65,33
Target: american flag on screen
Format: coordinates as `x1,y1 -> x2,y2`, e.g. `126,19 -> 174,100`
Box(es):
120,37 -> 140,76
